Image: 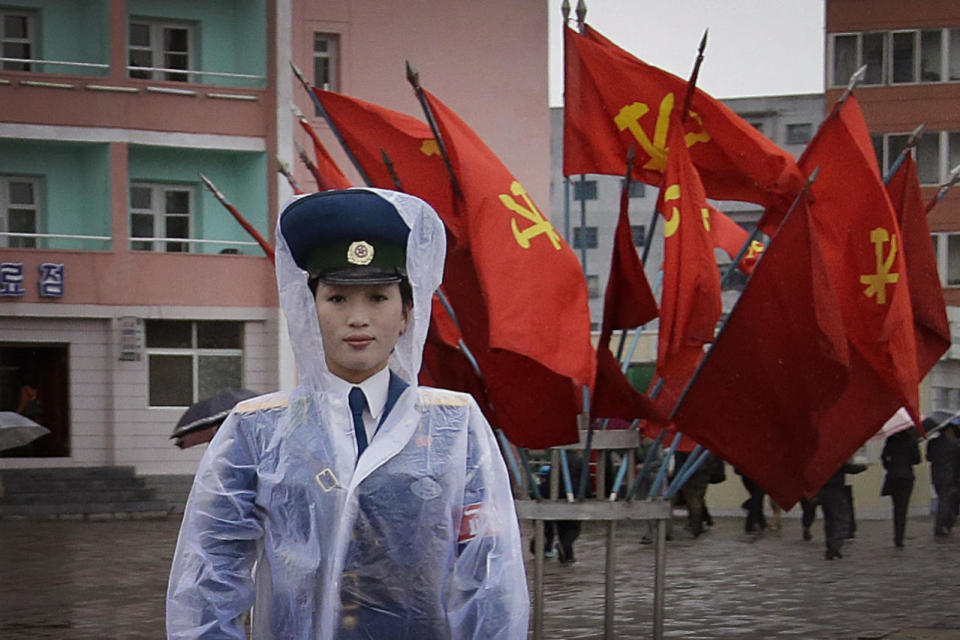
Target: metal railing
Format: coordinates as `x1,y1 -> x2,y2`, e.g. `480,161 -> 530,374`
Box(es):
0,57 -> 265,85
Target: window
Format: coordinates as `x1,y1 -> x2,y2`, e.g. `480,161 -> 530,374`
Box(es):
623,180 -> 645,198
747,120 -> 764,135
314,33 -> 339,91
573,179 -> 597,201
0,176 -> 38,248
785,123 -> 813,145
874,131 -> 958,185
1,9 -> 35,71
932,385 -> 960,411
130,183 -> 194,252
146,320 -> 243,407
831,28 -> 960,87
947,234 -> 960,286
129,19 -> 194,82
586,275 -> 600,299
572,226 -> 598,249
631,225 -> 645,247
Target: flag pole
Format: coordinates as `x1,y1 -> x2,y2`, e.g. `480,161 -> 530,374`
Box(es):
405,61 -> 464,199
198,173 -> 275,262
276,156 -> 305,195
289,60 -> 373,187
293,139 -> 323,188
381,149 -> 403,190
927,163 -> 960,213
883,123 -> 925,184
680,30 -> 708,123
720,161 -> 820,289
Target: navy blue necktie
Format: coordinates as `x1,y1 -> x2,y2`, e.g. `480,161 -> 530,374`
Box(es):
348,387 -> 369,457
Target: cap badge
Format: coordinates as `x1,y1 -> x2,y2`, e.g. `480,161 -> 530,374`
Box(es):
347,241 -> 374,266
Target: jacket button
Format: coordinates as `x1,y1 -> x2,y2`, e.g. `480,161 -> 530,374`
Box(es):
342,614 -> 358,630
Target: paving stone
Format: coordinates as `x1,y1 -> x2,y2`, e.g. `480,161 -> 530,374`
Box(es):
0,515 -> 956,638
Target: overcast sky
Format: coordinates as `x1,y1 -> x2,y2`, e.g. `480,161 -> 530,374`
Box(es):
548,0 -> 826,106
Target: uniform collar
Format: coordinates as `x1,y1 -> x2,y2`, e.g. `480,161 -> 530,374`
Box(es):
327,367 -> 390,421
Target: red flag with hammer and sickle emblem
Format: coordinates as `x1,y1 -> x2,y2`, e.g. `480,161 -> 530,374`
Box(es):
886,153 -> 950,380
563,25 -> 805,210
796,95 -> 921,490
671,195 -> 851,509
423,88 -> 595,390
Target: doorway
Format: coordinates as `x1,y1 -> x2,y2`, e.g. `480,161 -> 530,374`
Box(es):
0,345 -> 70,457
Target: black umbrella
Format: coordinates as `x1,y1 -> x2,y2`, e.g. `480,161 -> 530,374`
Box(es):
921,409 -> 960,436
171,388 -> 259,449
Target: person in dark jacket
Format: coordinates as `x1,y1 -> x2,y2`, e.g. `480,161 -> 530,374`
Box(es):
881,428 -> 921,547
817,460 -> 867,560
926,424 -> 960,537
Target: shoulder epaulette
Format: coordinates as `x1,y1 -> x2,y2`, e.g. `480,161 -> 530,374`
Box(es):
234,391 -> 290,414
419,387 -> 471,407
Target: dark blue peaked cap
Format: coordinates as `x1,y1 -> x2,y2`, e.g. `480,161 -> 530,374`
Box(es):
280,189 -> 410,284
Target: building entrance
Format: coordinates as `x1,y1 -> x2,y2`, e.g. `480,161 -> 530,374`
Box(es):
0,345 -> 70,457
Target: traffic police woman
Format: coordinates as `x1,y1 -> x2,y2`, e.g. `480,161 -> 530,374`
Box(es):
166,189 -> 528,639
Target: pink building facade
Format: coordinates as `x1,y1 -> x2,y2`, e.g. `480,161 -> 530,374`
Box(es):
0,0 -> 549,475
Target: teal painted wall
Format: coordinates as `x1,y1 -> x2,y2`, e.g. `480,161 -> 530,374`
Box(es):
0,140 -> 111,250
11,0 -> 109,75
128,146 -> 268,255
126,0 -> 266,87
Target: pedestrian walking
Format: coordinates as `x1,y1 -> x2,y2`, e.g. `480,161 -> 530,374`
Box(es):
166,189 -> 528,639
736,470 -> 767,533
881,428 -> 921,547
926,424 -> 960,537
817,461 -> 867,560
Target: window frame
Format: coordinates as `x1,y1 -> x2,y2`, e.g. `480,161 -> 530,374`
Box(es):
146,320 -> 244,408
129,182 -> 195,253
128,18 -> 195,82
785,123 -> 813,145
0,175 -> 40,248
0,8 -> 36,72
830,27 -> 960,87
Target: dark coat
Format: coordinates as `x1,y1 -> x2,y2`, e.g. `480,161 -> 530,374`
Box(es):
882,432 -> 921,480
927,432 -> 960,486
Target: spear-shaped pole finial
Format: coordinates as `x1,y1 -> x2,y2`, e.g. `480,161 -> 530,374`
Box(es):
928,163 -> 960,213
275,156 -> 304,195
883,122 -> 926,184
561,0 -> 571,22
405,60 -> 420,90
681,28 -> 708,122
838,64 -> 866,107
381,148 -> 403,191
293,139 -> 322,186
405,60 -> 463,199
575,0 -> 586,33
289,59 -> 372,186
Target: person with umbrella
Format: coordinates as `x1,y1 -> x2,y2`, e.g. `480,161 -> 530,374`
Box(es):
880,427 -> 921,547
166,189 -> 528,639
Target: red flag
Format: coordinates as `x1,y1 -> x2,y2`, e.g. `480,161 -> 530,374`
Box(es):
423,88 -> 596,388
591,176 -> 664,422
312,89 -> 456,236
885,153 -> 950,378
800,96 -> 920,429
295,114 -> 351,190
564,25 -> 805,209
707,205 -> 764,275
672,197 -> 851,509
601,181 -> 659,336
656,117 -> 722,390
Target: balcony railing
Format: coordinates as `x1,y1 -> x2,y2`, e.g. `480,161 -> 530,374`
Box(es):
0,57 -> 266,87
0,231 -> 112,251
129,236 -> 262,255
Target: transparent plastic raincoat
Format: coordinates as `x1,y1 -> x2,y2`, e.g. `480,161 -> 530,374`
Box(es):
166,189 -> 529,639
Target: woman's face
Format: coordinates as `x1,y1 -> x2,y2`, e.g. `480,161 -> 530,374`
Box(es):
314,282 -> 408,383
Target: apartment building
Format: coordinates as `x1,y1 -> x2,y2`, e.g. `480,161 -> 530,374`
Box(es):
0,0 -> 550,476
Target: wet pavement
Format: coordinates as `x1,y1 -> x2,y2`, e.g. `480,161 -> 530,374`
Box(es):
0,513 -> 957,639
